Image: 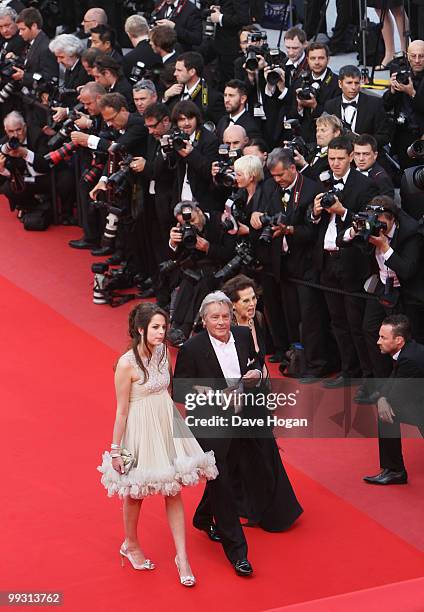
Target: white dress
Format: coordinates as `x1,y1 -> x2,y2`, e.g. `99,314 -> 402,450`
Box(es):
98,345 -> 218,499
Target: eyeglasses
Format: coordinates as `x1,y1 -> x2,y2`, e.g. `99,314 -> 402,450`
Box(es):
145,118 -> 164,129
103,109 -> 121,122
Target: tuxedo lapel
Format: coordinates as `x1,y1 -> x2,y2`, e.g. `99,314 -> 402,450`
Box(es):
203,334 -> 226,379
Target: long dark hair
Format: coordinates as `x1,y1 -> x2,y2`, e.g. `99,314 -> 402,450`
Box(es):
127,303 -> 169,383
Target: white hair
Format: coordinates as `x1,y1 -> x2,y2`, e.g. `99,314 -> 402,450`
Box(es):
199,291 -> 232,319
49,34 -> 85,58
125,14 -> 149,38
4,111 -> 25,128
234,154 -> 264,182
0,7 -> 17,21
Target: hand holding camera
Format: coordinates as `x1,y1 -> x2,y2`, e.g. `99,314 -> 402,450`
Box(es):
52,107 -> 68,123
209,5 -> 222,24
250,211 -> 264,230
89,181 -> 107,201
170,224 -> 183,249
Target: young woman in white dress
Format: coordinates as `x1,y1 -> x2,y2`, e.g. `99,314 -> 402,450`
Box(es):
98,303 -> 218,586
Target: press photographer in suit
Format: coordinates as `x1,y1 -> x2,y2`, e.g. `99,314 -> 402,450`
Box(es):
123,15 -> 161,80
324,65 -> 391,150
153,0 -> 203,52
353,134 -> 395,198
310,136 -> 379,389
363,315 -> 424,485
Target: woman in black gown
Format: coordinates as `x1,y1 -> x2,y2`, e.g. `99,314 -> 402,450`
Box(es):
222,274 -> 303,532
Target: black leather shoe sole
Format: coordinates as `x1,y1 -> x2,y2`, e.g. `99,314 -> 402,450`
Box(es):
363,474 -> 408,485
234,560 -> 253,576
193,524 -> 221,542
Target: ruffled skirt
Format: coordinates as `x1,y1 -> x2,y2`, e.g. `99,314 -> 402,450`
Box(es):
98,390 -> 218,499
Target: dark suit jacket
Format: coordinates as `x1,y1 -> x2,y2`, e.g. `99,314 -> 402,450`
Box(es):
154,0 -> 202,51
167,83 -> 225,127
109,76 -> 136,112
62,59 -> 91,108
364,162 -> 395,199
212,0 -> 251,56
0,32 -> 26,57
173,126 -> 219,212
22,30 -> 59,89
173,325 -> 261,458
122,39 -> 161,80
312,168 -> 379,290
216,109 -> 263,142
302,148 -> 330,182
324,91 -> 392,149
381,340 -> 424,427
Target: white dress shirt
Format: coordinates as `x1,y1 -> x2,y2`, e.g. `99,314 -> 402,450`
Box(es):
208,332 -> 242,384
180,131 -> 196,200
323,168 -> 350,251
341,94 -> 359,133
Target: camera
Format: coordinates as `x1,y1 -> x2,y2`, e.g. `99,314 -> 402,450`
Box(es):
244,32 -> 268,71
0,55 -> 24,103
296,71 -> 321,101
321,190 -> 338,209
389,52 -> 411,85
160,128 -> 190,155
352,210 -> 387,241
221,190 -> 248,231
0,136 -> 21,155
47,102 -> 84,149
214,241 -> 257,282
107,153 -> 134,193
179,204 -> 198,250
43,141 -> 78,168
215,144 -> 242,188
259,212 -> 288,243
407,139 -> 424,159
265,49 -> 287,86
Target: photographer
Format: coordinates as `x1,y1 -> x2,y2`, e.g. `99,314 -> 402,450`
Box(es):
123,15 -> 161,81
153,0 -> 202,52
48,34 -> 91,124
288,42 -> 341,143
353,134 -> 395,198
310,136 -> 379,389
167,199 -> 237,346
133,79 -> 158,117
216,79 -> 262,142
294,113 -> 343,182
149,24 -> 178,68
0,7 -> 26,129
67,81 -> 108,250
383,40 -> 424,169
90,24 -> 123,64
163,52 -> 224,127
92,54 -> 135,111
339,196 -> 424,386
0,110 -> 75,224
324,65 -> 392,150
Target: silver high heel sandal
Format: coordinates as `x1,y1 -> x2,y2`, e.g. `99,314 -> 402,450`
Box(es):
120,543 -> 155,570
175,555 -> 196,587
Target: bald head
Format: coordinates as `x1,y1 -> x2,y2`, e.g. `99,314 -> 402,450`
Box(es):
223,125 -> 248,151
82,8 -> 107,34
408,39 -> 424,73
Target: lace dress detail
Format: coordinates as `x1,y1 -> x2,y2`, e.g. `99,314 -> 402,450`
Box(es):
98,344 -> 217,499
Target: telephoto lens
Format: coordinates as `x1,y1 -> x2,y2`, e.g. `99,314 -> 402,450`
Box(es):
91,262 -> 110,305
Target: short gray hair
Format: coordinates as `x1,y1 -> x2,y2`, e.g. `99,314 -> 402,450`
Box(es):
0,7 -> 17,21
234,154 -> 264,182
267,147 -> 295,170
199,292 -> 232,319
125,14 -> 149,37
4,110 -> 25,128
49,34 -> 85,58
133,79 -> 157,95
173,200 -> 199,217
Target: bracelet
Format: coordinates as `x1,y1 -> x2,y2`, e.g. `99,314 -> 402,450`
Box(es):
111,443 -> 121,449
110,453 -> 121,459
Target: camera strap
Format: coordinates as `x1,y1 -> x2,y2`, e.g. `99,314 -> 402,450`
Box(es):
283,173 -> 304,211
154,0 -> 188,19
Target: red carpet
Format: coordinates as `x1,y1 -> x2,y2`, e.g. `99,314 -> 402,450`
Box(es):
2,273 -> 424,611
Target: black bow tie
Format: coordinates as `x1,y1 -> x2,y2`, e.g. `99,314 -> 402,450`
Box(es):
342,101 -> 357,109
333,179 -> 344,187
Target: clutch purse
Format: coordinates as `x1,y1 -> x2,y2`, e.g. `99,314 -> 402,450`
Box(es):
111,448 -> 135,475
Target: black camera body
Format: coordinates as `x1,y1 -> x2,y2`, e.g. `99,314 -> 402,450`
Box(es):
266,49 -> 287,85
389,53 -> 411,84
352,211 -> 387,241
47,102 -> 83,149
179,207 -> 198,250
244,32 -> 269,71
321,190 -> 338,209
214,241 -> 256,283
0,136 -> 21,156
160,128 -> 190,155
259,212 -> 288,243
296,71 -> 321,101
107,152 -> 134,193
407,139 -> 424,159
215,144 -> 242,188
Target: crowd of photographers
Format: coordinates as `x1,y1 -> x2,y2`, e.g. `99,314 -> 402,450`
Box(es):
1,2 -> 424,401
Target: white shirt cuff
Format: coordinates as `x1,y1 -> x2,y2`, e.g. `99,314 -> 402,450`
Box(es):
24,149 -> 35,164
278,88 -> 288,100
341,209 -> 348,222
383,247 -> 394,261
87,135 -> 100,150
343,228 -> 354,242
169,240 -> 177,251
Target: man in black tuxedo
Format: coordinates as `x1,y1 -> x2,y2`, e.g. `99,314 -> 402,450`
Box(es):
123,15 -> 161,81
324,65 -> 392,150
163,52 -> 224,127
0,6 -> 27,130
353,135 -> 395,199
216,79 -> 262,142
173,290 -> 262,575
364,315 -> 424,485
170,100 -> 219,212
294,113 -> 343,183
340,196 -> 424,383
89,24 -> 123,63
92,54 -> 135,111
251,148 -> 334,378
288,42 -> 341,143
153,0 -> 202,52
207,0 -> 251,89
310,135 -> 378,388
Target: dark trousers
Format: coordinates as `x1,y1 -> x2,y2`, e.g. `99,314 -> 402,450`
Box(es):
331,0 -> 359,45
363,284 -> 396,379
280,273 -> 301,345
79,180 -> 102,244
320,253 -> 372,377
378,418 -> 424,472
303,0 -> 328,37
193,438 -> 248,564
260,271 -> 289,353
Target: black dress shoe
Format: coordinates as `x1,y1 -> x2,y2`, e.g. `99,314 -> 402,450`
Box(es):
233,559 -> 253,577
91,245 -> 114,256
363,468 -> 408,485
322,375 -> 351,389
69,238 -> 98,250
193,523 -> 221,542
